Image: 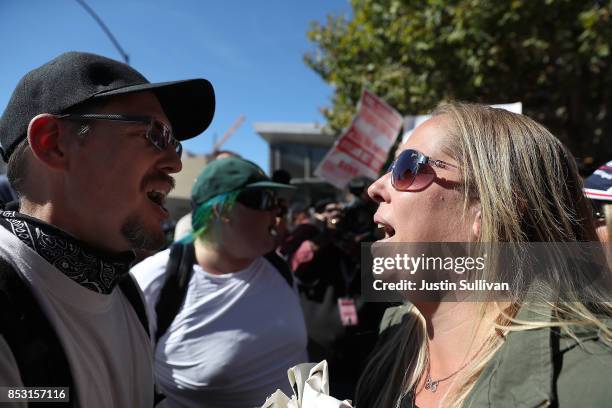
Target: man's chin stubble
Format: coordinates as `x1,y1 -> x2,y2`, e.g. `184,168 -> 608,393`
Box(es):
121,215 -> 165,251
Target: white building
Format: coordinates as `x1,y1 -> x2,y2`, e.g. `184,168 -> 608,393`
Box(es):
254,122 -> 340,205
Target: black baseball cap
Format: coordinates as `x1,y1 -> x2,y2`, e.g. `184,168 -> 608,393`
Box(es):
0,51 -> 215,162
192,157 -> 295,206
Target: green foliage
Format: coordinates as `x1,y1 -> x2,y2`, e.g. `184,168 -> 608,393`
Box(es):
305,0 -> 612,162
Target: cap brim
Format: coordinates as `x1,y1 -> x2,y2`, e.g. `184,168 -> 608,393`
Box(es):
584,188 -> 612,201
245,181 -> 297,190
93,79 -> 215,141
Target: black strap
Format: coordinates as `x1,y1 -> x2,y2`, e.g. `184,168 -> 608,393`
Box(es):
0,257 -> 76,407
0,200 -> 19,211
264,251 -> 293,287
118,274 -> 150,337
154,242 -> 195,343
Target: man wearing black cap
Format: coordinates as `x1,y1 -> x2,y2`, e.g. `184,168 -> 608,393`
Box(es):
0,52 -> 214,407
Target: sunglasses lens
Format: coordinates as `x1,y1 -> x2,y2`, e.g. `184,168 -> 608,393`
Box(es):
150,120 -> 181,155
149,121 -> 167,149
392,150 -> 419,190
237,190 -> 277,211
391,149 -> 436,191
410,165 -> 435,190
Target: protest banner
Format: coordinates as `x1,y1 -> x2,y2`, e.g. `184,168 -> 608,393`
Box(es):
314,90 -> 403,189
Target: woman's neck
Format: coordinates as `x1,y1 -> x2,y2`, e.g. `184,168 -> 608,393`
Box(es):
412,302 -> 505,406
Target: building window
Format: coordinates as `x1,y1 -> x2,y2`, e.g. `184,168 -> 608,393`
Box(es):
277,143 -> 307,179
309,146 -> 329,177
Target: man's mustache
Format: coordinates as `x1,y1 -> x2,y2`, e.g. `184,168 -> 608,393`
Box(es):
141,171 -> 176,191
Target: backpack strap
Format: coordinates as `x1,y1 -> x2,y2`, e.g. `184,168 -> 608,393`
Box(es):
264,251 -> 293,287
118,274 -> 150,337
120,266 -> 159,407
0,256 -> 76,407
154,242 -> 195,343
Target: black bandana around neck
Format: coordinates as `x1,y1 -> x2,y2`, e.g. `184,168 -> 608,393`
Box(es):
0,210 -> 135,294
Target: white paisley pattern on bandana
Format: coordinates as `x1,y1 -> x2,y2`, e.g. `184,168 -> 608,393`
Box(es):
0,210 -> 134,294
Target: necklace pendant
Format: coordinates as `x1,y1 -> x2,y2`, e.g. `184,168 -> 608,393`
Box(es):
425,377 -> 439,393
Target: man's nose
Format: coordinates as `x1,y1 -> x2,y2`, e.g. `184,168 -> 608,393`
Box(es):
159,149 -> 182,174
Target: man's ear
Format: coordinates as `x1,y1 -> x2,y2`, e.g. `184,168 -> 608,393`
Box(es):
27,114 -> 69,171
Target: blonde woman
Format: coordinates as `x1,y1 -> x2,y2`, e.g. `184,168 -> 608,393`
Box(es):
356,103 -> 612,407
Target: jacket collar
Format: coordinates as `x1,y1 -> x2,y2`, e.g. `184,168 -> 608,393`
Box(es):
466,303 -> 554,408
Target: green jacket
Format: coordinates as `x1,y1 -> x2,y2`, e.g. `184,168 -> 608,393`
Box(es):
378,304 -> 612,407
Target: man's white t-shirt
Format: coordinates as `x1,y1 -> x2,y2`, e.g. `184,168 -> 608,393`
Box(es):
132,249 -> 308,408
0,225 -> 154,408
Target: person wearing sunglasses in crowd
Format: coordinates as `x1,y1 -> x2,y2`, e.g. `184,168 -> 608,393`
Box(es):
132,157 -> 308,408
584,160 -> 612,243
355,103 -> 612,407
0,52 -> 214,407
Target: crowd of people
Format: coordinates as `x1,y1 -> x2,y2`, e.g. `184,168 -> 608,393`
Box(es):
0,51 -> 611,408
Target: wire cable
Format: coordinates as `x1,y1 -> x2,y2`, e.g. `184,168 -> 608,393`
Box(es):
74,0 -> 130,65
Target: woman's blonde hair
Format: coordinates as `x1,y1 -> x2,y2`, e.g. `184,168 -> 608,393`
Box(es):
355,103 -> 612,407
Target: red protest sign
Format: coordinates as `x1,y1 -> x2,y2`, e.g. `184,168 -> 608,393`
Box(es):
315,90 -> 402,188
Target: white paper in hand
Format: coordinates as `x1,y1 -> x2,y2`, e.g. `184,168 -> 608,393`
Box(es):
261,361 -> 353,408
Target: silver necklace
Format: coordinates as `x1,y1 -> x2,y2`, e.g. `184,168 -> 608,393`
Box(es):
424,340 -> 488,393
424,367 -> 462,393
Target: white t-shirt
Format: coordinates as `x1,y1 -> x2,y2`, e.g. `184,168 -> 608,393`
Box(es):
132,249 -> 308,408
0,225 -> 154,408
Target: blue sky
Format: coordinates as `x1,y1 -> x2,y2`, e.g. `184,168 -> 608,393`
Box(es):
0,0 -> 351,172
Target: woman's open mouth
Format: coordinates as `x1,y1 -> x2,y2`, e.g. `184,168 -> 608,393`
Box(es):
377,222 -> 395,240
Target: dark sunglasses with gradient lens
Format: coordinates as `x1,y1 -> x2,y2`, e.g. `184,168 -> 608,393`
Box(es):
236,189 -> 279,211
388,149 -> 458,191
57,113 -> 182,156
